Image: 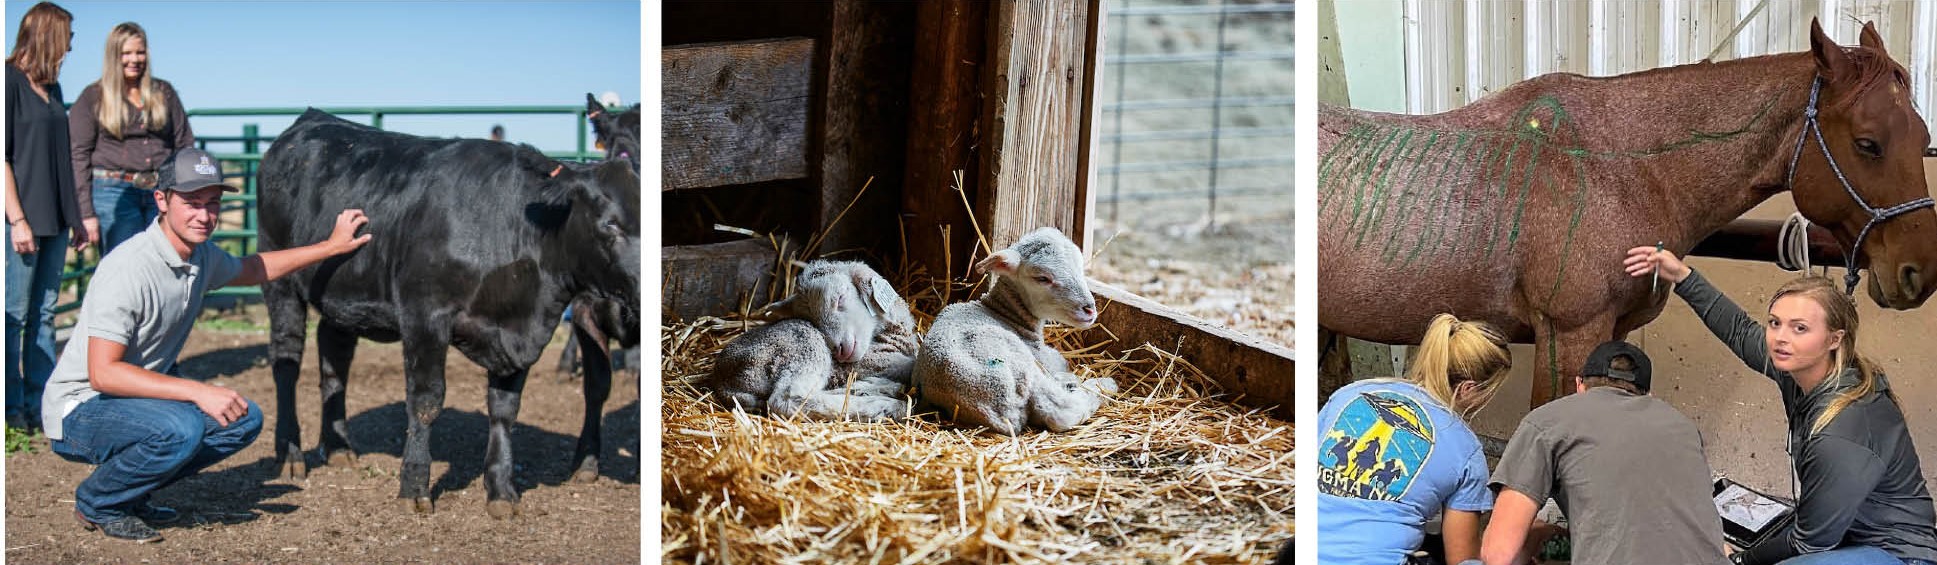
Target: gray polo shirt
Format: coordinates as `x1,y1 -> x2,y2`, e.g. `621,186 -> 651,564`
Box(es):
40,220 -> 242,440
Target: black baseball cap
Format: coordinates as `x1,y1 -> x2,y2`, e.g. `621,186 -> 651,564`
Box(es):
1581,341 -> 1652,392
157,148 -> 240,193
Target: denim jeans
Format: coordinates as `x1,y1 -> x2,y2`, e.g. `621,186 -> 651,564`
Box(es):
51,395 -> 262,522
92,177 -> 158,255
1777,546 -> 1923,564
6,229 -> 69,424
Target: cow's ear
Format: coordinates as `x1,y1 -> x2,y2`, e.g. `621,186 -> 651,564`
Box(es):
586,93 -> 605,118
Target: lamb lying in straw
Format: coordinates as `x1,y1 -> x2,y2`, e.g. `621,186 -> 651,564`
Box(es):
914,227 -> 1119,435
705,260 -> 919,422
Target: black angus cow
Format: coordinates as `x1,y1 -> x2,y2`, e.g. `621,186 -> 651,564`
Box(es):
585,93 -> 640,170
561,94 -> 643,398
258,109 -> 640,518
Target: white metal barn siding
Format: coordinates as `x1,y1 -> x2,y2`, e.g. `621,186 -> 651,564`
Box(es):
1395,0 -> 1937,139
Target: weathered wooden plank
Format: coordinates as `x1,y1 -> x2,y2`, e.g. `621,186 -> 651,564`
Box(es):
1081,282 -> 1297,421
979,0 -> 1094,246
662,38 -> 814,191
902,0 -> 991,281
662,238 -> 784,321
816,1 -> 915,257
1070,0 -> 1102,249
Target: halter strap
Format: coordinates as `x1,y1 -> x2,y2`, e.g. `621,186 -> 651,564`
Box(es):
1784,76 -> 1937,294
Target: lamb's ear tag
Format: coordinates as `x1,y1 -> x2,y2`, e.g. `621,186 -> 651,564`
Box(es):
869,278 -> 897,315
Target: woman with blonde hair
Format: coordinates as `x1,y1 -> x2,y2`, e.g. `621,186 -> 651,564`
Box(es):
1316,313 -> 1514,565
6,1 -> 90,432
1627,247 -> 1937,565
69,21 -> 195,253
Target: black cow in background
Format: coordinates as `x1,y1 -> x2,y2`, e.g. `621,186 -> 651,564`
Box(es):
585,93 -> 639,170
258,109 -> 641,518
551,94 -> 642,482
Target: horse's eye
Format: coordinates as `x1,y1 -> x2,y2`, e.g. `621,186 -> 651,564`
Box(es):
1854,138 -> 1882,158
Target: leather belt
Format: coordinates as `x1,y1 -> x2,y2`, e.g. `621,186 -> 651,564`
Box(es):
92,169 -> 158,189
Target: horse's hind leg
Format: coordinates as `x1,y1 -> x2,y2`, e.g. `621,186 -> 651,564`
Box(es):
316,323 -> 358,467
1530,313 -> 1613,408
264,279 -> 309,481
1319,326 -> 1354,399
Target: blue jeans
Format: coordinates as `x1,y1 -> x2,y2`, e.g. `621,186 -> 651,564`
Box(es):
92,177 -> 158,255
1778,546 -> 1919,564
6,229 -> 69,423
51,395 -> 262,522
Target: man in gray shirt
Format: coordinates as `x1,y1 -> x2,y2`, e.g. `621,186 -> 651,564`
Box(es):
1476,341 -> 1728,565
40,148 -> 370,543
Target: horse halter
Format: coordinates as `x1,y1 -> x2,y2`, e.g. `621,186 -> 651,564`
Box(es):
1784,76 -> 1936,294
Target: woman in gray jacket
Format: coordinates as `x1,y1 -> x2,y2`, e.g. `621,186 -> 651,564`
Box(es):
1627,247 -> 1937,565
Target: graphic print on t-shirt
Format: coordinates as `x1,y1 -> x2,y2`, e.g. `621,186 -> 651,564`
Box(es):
1318,390 -> 1436,501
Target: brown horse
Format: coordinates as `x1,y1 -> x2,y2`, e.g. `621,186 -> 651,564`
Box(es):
1318,19 -> 1937,408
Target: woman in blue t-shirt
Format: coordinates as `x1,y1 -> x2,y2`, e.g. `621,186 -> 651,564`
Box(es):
1317,313 -> 1513,565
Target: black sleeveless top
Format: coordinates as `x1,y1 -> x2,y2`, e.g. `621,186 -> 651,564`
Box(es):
5,64 -> 80,236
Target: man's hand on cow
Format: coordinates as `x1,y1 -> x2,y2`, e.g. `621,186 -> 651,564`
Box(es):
193,383 -> 250,427
327,209 -> 374,254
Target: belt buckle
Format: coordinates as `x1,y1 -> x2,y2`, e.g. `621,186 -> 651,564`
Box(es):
132,171 -> 157,189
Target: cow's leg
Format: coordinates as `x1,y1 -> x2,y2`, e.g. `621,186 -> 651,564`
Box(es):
398,327 -> 449,514
265,280 -> 310,481
555,325 -> 580,377
570,319 -> 610,484
484,369 -> 530,518
316,323 -> 358,466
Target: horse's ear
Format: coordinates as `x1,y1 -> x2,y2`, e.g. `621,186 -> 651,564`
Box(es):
1858,21 -> 1887,55
1809,18 -> 1854,80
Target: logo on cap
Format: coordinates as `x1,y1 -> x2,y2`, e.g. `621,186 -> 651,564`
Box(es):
195,156 -> 218,176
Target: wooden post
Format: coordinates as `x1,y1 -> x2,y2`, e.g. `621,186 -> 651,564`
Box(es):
816,1 -> 915,258
978,0 -> 1095,247
901,0 -> 990,282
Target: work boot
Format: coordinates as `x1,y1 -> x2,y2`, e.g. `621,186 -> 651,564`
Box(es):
75,510 -> 163,543
132,501 -> 181,525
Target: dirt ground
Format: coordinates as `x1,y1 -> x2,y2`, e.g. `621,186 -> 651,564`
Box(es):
4,316 -> 641,563
1090,194 -> 1295,351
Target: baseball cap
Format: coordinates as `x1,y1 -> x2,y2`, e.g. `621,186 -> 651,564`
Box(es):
1581,341 -> 1652,392
157,148 -> 240,193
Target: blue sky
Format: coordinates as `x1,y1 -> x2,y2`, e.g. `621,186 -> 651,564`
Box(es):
6,1 -> 641,154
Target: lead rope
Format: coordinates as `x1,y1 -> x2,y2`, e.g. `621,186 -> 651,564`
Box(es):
1784,76 -> 1937,294
1775,212 -> 1827,276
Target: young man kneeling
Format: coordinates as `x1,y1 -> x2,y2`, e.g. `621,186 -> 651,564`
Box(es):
39,148 -> 371,543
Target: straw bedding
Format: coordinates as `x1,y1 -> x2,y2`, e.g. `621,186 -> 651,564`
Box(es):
661,298 -> 1295,563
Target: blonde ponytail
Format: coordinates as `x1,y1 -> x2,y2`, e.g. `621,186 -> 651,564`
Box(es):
1405,314 -> 1513,419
